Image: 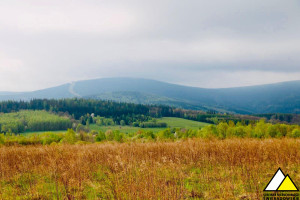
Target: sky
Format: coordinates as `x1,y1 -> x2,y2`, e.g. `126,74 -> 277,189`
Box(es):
0,0 -> 300,91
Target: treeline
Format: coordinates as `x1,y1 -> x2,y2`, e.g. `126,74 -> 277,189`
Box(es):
0,99 -> 299,126
201,120 -> 300,138
0,99 -> 258,125
0,120 -> 299,146
93,116 -> 167,128
0,110 -> 72,134
254,113 -> 300,124
0,99 -> 170,125
134,122 -> 168,128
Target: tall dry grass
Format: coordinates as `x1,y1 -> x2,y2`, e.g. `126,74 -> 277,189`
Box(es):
0,138 -> 299,199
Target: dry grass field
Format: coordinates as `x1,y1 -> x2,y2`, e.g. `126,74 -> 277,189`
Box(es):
0,138 -> 299,199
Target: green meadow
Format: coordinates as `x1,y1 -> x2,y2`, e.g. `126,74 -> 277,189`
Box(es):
23,117 -> 210,135
79,117 -> 209,134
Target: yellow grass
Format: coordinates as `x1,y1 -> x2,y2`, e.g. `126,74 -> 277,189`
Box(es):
0,138 -> 299,199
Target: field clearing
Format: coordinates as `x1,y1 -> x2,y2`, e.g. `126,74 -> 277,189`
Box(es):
156,117 -> 209,129
0,110 -> 72,134
0,138 -> 299,199
90,117 -> 210,134
22,117 -> 210,135
89,124 -> 156,133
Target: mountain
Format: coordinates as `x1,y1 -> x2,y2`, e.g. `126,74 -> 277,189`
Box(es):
0,92 -> 20,95
0,77 -> 299,114
0,84 -> 73,101
86,91 -> 207,110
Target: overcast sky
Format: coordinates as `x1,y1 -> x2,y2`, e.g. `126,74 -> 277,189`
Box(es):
0,0 -> 300,91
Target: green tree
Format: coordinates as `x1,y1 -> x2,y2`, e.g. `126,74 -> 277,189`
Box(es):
63,129 -> 77,144
120,120 -> 126,126
158,129 -> 174,139
267,125 -> 278,138
290,129 -> 300,138
217,122 -> 228,138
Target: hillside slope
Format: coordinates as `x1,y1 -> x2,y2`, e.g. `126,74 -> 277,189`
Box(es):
0,77 -> 299,114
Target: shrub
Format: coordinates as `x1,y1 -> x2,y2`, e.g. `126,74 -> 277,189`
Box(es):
199,125 -> 218,138
217,122 -> 228,139
267,125 -> 278,138
79,132 -> 94,142
113,131 -> 124,142
233,126 -> 246,138
157,129 -> 174,139
290,129 -> 300,138
105,130 -> 114,141
76,124 -> 90,133
42,132 -> 63,145
0,133 -> 5,145
96,131 -> 106,142
142,131 -> 156,140
62,129 -> 77,144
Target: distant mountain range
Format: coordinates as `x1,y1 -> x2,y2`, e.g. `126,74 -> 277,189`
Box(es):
1,77 -> 299,114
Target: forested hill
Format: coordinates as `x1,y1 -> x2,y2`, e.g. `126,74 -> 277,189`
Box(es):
0,99 -> 299,125
0,78 -> 299,114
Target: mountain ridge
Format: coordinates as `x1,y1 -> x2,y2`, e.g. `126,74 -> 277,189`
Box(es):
0,77 -> 299,114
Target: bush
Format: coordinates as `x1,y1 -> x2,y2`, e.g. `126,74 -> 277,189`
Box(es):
96,131 -> 106,142
132,122 -> 139,127
142,131 -> 156,140
62,129 -> 77,144
199,125 -> 218,138
217,122 -> 228,139
290,129 -> 300,138
0,133 -> 5,145
76,124 -> 90,133
233,126 -> 246,138
105,130 -> 114,141
157,129 -> 174,139
42,132 -> 63,145
113,131 -> 124,142
267,125 -> 278,138
79,132 -> 94,142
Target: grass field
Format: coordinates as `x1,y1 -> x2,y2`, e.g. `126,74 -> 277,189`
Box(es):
22,130 -> 66,136
0,110 -> 72,134
156,117 -> 209,129
0,138 -> 299,199
89,117 -> 210,134
22,117 -> 210,135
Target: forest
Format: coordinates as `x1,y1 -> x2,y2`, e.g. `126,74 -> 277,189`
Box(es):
1,99 -> 299,128
0,110 -> 72,134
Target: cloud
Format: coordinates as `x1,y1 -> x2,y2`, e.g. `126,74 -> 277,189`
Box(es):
0,0 -> 299,91
0,1 -> 137,35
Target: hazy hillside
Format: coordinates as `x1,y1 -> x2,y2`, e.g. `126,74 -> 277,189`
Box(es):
0,84 -> 73,101
0,92 -> 20,96
0,77 -> 299,114
86,91 -> 208,110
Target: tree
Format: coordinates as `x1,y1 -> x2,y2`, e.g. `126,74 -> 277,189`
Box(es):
76,124 -> 83,132
217,122 -> 228,138
290,129 -> 300,138
63,129 -> 77,144
120,120 -> 126,126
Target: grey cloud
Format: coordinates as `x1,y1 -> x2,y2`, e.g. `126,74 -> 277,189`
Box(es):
0,0 -> 299,91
